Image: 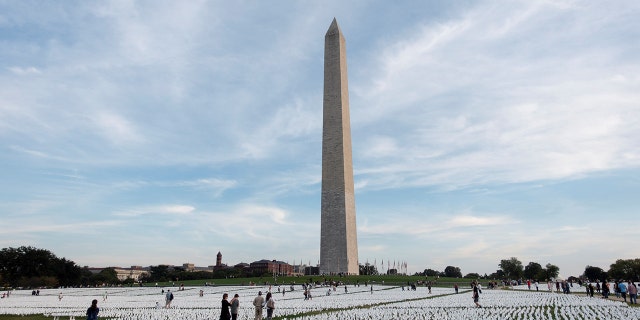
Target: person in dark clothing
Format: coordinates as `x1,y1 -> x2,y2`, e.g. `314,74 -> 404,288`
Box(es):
220,293 -> 231,320
472,282 -> 481,308
86,299 -> 99,320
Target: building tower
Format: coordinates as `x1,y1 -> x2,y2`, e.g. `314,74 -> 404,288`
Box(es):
320,18 -> 359,275
216,251 -> 222,267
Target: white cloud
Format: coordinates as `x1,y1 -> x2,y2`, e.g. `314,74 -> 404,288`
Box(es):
7,66 -> 41,75
0,219 -> 122,235
92,112 -> 145,146
114,205 -> 195,217
174,178 -> 237,197
351,0 -> 640,191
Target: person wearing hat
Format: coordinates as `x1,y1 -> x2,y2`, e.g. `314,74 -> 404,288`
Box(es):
252,291 -> 264,320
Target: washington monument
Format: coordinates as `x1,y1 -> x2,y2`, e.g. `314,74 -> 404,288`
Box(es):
320,18 -> 359,275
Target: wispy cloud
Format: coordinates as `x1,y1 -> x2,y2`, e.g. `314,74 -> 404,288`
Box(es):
114,205 -> 195,217
7,66 -> 41,75
0,219 -> 123,235
352,1 -> 640,190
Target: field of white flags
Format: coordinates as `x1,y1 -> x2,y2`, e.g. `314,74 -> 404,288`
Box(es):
1,283 -> 639,320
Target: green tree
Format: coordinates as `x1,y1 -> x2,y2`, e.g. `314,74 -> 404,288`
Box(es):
488,269 -> 505,279
499,257 -> 524,279
360,263 -> 378,275
423,269 -> 440,277
583,265 -> 607,281
524,262 -> 543,280
147,265 -> 171,282
444,266 -> 462,278
608,259 -> 640,281
464,273 -> 481,279
93,268 -> 119,285
0,246 -> 83,287
544,263 -> 560,280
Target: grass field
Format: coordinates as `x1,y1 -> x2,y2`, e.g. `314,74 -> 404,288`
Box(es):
145,274 -> 467,287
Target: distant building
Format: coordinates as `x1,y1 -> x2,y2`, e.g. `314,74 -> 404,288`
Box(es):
89,266 -> 149,281
292,264 -> 307,276
249,259 -> 293,276
213,251 -> 229,271
183,263 -> 195,271
305,266 -> 320,276
114,267 -> 149,281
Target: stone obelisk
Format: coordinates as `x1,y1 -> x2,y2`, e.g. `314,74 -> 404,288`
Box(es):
320,18 -> 359,275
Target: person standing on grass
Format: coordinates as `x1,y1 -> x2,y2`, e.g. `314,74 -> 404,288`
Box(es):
628,282 -> 637,304
86,299 -> 99,320
230,294 -> 240,320
252,291 -> 264,320
618,281 -> 628,302
220,293 -> 231,320
602,280 -> 610,298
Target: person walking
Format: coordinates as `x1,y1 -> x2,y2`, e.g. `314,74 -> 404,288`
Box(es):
86,299 -> 99,320
230,294 -> 240,320
602,280 -> 610,299
628,282 -> 637,304
472,282 -> 482,308
252,291 -> 264,320
265,291 -> 275,320
165,289 -> 174,308
220,293 -> 231,320
618,281 -> 628,302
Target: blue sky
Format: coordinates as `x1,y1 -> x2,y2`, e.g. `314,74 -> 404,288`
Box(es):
1,0 -> 639,277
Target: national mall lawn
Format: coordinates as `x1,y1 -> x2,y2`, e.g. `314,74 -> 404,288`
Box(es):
148,274 -> 459,287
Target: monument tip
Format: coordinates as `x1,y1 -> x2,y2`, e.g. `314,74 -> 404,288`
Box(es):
326,17 -> 342,36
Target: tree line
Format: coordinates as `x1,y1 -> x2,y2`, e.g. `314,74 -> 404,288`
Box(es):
0,246 -> 130,288
419,257 -> 640,282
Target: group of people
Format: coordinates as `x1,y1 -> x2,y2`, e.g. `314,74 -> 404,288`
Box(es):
602,280 -> 638,303
219,292 -> 241,320
83,290 -> 273,320
580,280 -> 637,303
219,290 -> 276,320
